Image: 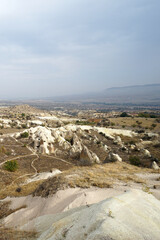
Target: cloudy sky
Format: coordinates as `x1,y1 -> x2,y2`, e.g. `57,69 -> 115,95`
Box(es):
0,0 -> 160,98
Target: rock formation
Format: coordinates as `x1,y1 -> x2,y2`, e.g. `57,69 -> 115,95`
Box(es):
19,190 -> 160,240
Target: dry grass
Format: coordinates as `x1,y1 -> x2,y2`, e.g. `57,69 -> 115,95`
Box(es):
1,162 -> 155,199
0,227 -> 37,240
0,128 -> 23,135
0,201 -> 27,219
147,144 -> 160,161
110,117 -> 160,131
0,179 -> 45,199
33,162 -> 150,197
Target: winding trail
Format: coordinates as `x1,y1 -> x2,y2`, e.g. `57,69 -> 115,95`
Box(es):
0,136 -> 40,192
0,135 -> 74,193
43,154 -> 74,166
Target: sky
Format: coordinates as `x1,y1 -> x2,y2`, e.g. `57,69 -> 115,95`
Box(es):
0,0 -> 160,98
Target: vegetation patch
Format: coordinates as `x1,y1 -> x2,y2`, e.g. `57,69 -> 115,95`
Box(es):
20,131 -> 29,138
4,160 -> 18,172
129,156 -> 141,166
33,162 -> 146,197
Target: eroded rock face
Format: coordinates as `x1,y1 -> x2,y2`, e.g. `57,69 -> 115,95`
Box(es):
70,134 -> 83,159
11,125 -> 157,168
80,145 -> 100,165
108,152 -> 122,162
29,126 -> 55,154
24,126 -> 100,164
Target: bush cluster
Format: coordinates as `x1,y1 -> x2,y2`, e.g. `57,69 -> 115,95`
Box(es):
20,132 -> 29,138
129,156 -> 141,166
4,160 -> 18,172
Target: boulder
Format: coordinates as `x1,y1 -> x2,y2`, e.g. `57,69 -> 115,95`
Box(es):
109,152 -> 122,162
152,161 -> 159,170
103,145 -> 109,151
143,149 -> 151,158
113,136 -> 122,145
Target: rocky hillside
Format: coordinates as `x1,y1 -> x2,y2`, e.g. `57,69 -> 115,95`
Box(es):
10,104 -> 44,114
12,125 -> 160,168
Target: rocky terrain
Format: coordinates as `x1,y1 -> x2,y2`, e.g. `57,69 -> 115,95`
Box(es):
0,105 -> 160,239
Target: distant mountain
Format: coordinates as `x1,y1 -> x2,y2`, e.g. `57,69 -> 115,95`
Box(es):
101,84 -> 160,103
47,84 -> 160,104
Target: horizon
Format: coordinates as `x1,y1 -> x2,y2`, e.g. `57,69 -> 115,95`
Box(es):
0,82 -> 160,101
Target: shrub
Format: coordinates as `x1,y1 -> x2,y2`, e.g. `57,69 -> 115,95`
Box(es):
80,158 -> 93,166
22,124 -> 27,129
138,113 -> 157,118
4,160 -> 18,172
0,146 -> 6,154
16,187 -> 22,193
120,112 -> 129,117
129,156 -> 141,166
129,140 -> 135,145
153,143 -> 160,148
6,151 -> 11,156
20,132 -> 29,138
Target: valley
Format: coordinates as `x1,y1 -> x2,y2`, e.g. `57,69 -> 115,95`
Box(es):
0,104 -> 160,239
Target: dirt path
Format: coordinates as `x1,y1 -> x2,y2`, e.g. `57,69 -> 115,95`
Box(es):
43,154 -> 74,166
0,135 -> 74,192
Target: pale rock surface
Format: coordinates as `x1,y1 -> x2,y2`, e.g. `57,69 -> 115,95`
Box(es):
0,118 -> 12,124
26,169 -> 61,184
113,136 -> 122,145
28,126 -> 55,154
109,152 -> 122,162
103,144 -> 109,151
2,188 -> 123,229
70,134 -> 83,158
38,116 -> 59,121
146,132 -> 159,139
28,120 -> 44,126
130,144 -> 136,150
152,161 -> 159,170
96,127 -> 136,138
143,149 -> 151,157
22,190 -> 160,240
80,145 -> 100,164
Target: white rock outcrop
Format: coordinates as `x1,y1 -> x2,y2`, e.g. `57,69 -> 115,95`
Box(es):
152,161 -> 159,170
29,126 -> 55,154
20,190 -> 160,240
143,149 -> 151,158
70,134 -> 83,158
109,152 -> 122,162
80,145 -> 100,164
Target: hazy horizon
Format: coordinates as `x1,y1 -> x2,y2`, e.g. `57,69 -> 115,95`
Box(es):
0,0 -> 160,98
